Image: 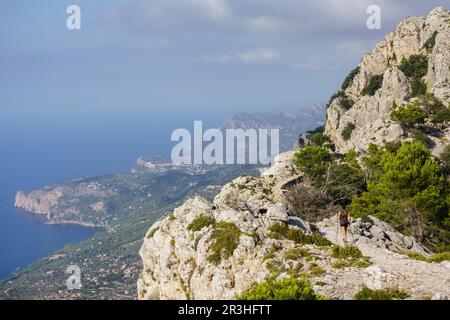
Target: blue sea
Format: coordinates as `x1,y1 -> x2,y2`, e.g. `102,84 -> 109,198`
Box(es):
0,110 -> 227,280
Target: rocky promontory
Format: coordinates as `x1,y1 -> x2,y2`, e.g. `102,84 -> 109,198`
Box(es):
325,7 -> 450,155
138,151 -> 450,300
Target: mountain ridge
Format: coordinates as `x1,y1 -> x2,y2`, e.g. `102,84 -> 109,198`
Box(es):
137,7 -> 450,300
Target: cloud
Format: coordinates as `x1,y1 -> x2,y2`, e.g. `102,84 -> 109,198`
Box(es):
100,0 -> 417,38
200,53 -> 234,64
201,48 -> 282,64
236,48 -> 282,63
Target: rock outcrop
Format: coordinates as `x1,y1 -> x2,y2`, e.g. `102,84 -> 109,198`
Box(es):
138,151 -> 449,300
325,7 -> 450,155
138,8 -> 450,301
15,189 -> 64,217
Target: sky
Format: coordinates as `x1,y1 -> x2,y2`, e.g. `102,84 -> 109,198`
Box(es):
0,0 -> 449,119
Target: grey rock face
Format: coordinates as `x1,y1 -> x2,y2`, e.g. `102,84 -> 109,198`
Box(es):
325,7 -> 450,154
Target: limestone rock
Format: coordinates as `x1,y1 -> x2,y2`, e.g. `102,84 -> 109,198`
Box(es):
325,7 -> 450,154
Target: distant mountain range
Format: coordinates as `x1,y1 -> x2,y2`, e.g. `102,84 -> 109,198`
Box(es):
219,105 -> 326,152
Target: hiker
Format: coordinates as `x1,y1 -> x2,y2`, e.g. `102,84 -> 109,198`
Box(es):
337,206 -> 351,244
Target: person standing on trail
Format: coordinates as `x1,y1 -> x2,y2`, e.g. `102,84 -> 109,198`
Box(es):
337,206 -> 351,244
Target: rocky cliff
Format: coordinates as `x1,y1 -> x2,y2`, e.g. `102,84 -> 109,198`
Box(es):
138,151 -> 450,300
325,7 -> 450,155
138,8 -> 450,300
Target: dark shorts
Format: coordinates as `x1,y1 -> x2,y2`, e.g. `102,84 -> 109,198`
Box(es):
340,222 -> 349,227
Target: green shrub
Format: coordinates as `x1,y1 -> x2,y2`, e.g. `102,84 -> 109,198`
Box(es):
284,247 -> 311,260
390,104 -> 427,128
409,128 -> 433,148
237,276 -> 321,300
323,162 -> 366,202
207,222 -> 241,265
332,259 -> 370,269
423,31 -> 438,51
384,141 -> 402,153
351,142 -> 450,250
344,149 -> 360,169
399,54 -> 428,79
407,78 -> 427,99
187,214 -> 215,232
440,145 -> 450,167
340,97 -> 354,110
432,107 -> 450,125
309,263 -> 325,276
264,244 -> 280,261
265,260 -> 285,276
146,227 -> 159,239
428,251 -> 450,263
341,67 -> 360,91
268,222 -> 332,246
331,245 -> 363,259
399,250 -> 450,263
342,122 -> 356,141
293,146 -> 333,181
354,287 -> 409,300
308,132 -> 331,147
361,74 -> 383,96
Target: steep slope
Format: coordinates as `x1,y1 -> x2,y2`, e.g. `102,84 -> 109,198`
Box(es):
325,7 -> 450,155
138,151 -> 450,300
138,7 -> 450,300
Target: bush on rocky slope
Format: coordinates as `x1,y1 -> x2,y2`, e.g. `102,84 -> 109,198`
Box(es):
399,54 -> 428,79
237,276 -> 322,300
354,287 -> 409,300
283,183 -> 336,223
361,74 -> 383,96
423,31 -> 438,52
207,221 -> 242,265
293,146 -> 366,205
341,122 -> 356,141
390,104 -> 427,128
341,67 -> 360,91
351,142 -> 450,251
187,214 -> 215,232
269,222 -> 332,246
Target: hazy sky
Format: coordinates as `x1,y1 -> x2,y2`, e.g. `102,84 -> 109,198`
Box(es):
0,0 -> 448,118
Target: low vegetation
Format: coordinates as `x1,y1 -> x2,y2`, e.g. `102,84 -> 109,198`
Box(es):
187,214 -> 215,232
351,142 -> 450,251
308,263 -> 325,276
237,276 -> 323,300
399,54 -> 428,79
409,128 -> 433,147
146,227 -> 159,239
283,183 -> 336,223
397,250 -> 450,263
341,122 -> 356,141
423,31 -> 438,52
207,222 -> 241,265
331,245 -> 363,259
399,54 -> 429,99
354,286 -> 409,300
284,247 -> 312,260
440,145 -> 450,168
341,67 -> 360,91
390,104 -> 427,128
268,222 -> 332,247
361,74 -> 383,96
331,245 -> 371,269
